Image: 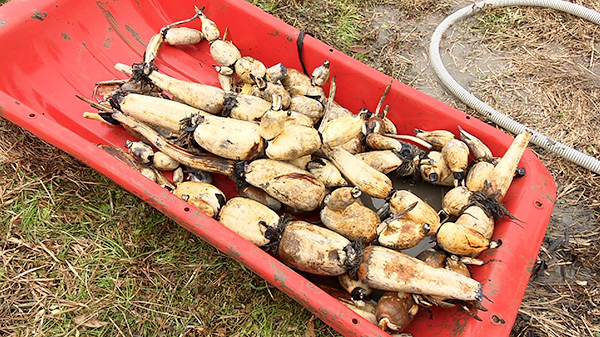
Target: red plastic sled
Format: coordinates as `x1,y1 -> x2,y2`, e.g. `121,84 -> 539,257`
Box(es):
0,0 -> 556,336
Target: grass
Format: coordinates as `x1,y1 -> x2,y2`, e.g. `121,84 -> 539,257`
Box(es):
252,0 -> 365,56
0,2 -> 432,334
3,0 -> 600,336
325,1 -> 364,52
0,120 -> 330,336
0,2 -> 365,334
470,7 -> 526,38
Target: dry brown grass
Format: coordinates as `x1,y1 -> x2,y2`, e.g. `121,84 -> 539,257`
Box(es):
2,0 -> 600,336
0,121 -> 331,336
467,5 -> 600,208
428,3 -> 600,336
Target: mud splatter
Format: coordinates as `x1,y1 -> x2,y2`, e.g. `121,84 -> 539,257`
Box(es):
31,10 -> 47,21
125,24 -> 145,46
96,2 -> 138,51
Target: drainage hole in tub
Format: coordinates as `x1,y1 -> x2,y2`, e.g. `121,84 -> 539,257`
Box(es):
465,115 -> 471,120
329,48 -> 334,52
491,314 -> 505,325
534,200 -> 543,208
28,113 -> 36,118
184,207 -> 191,213
352,318 -> 359,324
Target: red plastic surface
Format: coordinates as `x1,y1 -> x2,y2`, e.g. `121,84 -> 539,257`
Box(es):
0,1 -> 556,336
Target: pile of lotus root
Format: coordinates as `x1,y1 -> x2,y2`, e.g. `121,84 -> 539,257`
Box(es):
79,7 -> 531,334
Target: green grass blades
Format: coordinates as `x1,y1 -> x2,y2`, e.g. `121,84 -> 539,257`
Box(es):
0,122 -> 334,336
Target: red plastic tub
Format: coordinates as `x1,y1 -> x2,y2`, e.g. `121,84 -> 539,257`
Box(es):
0,0 -> 556,336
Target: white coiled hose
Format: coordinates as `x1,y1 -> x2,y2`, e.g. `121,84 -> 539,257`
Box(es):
429,0 -> 600,174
